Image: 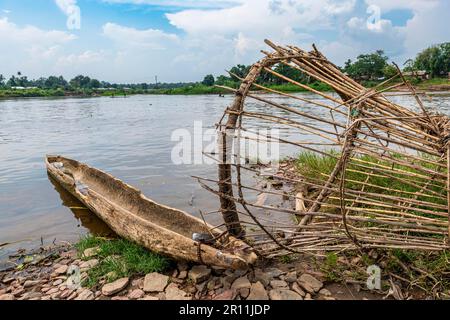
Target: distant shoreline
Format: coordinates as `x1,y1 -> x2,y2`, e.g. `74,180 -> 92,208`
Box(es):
0,79 -> 449,99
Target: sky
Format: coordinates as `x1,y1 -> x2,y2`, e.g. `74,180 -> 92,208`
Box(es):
0,0 -> 448,83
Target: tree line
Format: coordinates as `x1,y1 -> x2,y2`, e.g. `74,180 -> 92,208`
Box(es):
1,42 -> 448,92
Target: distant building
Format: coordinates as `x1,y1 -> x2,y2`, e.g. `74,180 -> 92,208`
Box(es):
403,70 -> 429,80
10,86 -> 38,90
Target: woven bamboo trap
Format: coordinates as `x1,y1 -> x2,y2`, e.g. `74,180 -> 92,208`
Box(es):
196,39 -> 450,258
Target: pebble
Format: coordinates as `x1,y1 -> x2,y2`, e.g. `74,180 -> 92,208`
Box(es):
143,273 -> 169,292
55,265 -> 68,275
247,282 -> 269,300
165,283 -> 190,300
297,274 -> 323,294
75,289 -> 94,300
128,289 -> 145,300
111,296 -> 129,301
102,278 -> 129,296
0,293 -> 15,300
213,289 -> 236,300
140,295 -> 159,300
269,289 -> 303,300
79,259 -> 99,271
189,265 -> 211,284
178,271 -> 188,280
319,288 -> 332,296
270,280 -> 288,289
291,282 -> 306,297
231,276 -> 251,290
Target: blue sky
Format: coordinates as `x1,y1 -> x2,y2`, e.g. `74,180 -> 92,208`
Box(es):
0,0 -> 448,83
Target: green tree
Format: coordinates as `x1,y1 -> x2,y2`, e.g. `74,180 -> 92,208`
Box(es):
344,50 -> 389,80
202,74 -> 215,86
383,64 -> 398,79
414,42 -> 450,77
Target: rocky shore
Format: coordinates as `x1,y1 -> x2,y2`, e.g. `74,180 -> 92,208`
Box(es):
0,243 -> 384,301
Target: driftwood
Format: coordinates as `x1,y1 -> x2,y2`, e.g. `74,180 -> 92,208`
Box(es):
201,39 -> 450,257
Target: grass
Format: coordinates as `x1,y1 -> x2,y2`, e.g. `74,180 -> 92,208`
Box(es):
292,151 -> 450,297
75,235 -> 171,288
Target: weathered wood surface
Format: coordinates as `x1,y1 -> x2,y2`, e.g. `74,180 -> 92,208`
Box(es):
46,155 -> 257,269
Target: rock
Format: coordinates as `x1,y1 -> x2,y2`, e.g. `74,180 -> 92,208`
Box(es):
297,274 -> 323,294
284,271 -> 297,283
83,247 -> 100,258
143,273 -> 169,292
23,280 -> 40,288
53,279 -> 63,286
254,269 -> 271,286
189,265 -> 211,284
291,282 -> 306,297
111,296 -> 129,301
213,289 -> 236,300
247,282 -> 269,300
0,294 -> 14,300
55,265 -> 68,275
239,288 -> 250,299
304,293 -> 312,300
319,288 -> 332,296
75,289 -> 94,300
12,287 -> 25,296
131,278 -> 144,289
2,276 -> 14,284
178,271 -> 188,280
178,262 -> 189,272
265,268 -> 284,279
269,289 -> 303,300
140,295 -> 159,300
19,292 -> 42,300
128,289 -> 145,300
60,289 -> 74,299
231,276 -> 251,290
46,287 -> 59,295
102,277 -> 129,296
165,283 -> 190,300
270,280 -> 288,289
67,292 -> 78,300
79,259 -> 99,271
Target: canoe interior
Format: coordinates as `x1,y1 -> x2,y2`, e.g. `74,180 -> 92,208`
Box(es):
46,155 -> 213,239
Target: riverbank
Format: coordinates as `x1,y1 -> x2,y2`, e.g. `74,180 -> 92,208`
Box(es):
1,78 -> 448,99
0,236 -> 386,301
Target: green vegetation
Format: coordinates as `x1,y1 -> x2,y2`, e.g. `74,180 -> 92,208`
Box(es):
1,42 -> 448,99
75,235 -> 170,288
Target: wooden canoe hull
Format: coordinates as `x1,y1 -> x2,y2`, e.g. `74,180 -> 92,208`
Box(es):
46,155 -> 257,269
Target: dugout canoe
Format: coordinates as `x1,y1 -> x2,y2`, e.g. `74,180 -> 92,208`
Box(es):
46,155 -> 257,269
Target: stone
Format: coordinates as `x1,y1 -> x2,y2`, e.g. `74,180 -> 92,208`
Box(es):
75,289 -> 94,300
83,247 -> 100,258
53,279 -> 63,286
0,294 -> 14,300
270,280 -> 288,289
247,282 -> 269,300
178,271 -> 188,280
265,268 -> 284,279
79,259 -> 99,271
189,265 -> 211,284
46,287 -> 59,295
231,276 -> 251,290
102,278 -> 129,296
131,278 -> 144,289
239,288 -> 250,299
128,289 -> 145,300
297,274 -> 323,294
19,292 -> 42,300
254,269 -> 271,287
111,296 -> 129,301
55,265 -> 68,275
165,283 -> 190,300
143,273 -> 169,292
304,293 -> 312,300
12,288 -> 25,296
319,288 -> 332,296
269,289 -> 303,300
177,262 -> 189,272
67,292 -> 78,300
213,289 -> 236,300
291,282 -> 306,297
23,280 -> 40,288
284,271 -> 297,283
60,289 -> 74,299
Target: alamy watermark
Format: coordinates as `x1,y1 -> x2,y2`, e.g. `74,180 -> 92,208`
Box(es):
171,121 -> 280,167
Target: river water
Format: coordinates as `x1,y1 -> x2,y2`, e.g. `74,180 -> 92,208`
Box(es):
1,92 -> 449,261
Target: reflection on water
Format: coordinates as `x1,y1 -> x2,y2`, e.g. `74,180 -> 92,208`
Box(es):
47,174 -> 114,237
